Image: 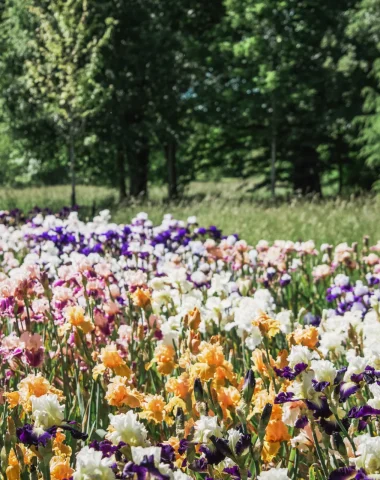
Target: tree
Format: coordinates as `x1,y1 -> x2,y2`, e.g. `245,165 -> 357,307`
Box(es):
211,0 -> 365,196
17,0 -> 114,205
342,0 -> 380,173
0,0 -> 378,199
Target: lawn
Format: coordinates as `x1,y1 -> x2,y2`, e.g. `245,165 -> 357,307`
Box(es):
0,181 -> 378,245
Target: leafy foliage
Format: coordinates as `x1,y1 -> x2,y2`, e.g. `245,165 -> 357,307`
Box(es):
0,0 -> 380,201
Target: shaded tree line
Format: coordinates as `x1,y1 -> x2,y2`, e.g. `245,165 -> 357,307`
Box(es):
1,0 -> 380,204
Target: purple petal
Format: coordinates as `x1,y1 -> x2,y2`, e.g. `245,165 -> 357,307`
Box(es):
295,416 -> 308,429
339,382 -> 359,402
358,420 -> 368,432
312,380 -> 330,392
189,457 -> 207,472
334,368 -> 347,385
274,392 -> 296,404
178,439 -> 189,455
305,397 -> 332,419
224,466 -> 241,479
235,434 -> 251,455
351,373 -> 364,384
328,466 -> 357,480
60,424 -> 88,440
158,443 -> 175,464
17,424 -> 57,446
199,444 -> 226,465
348,405 -> 380,418
140,455 -> 171,480
294,363 -> 308,375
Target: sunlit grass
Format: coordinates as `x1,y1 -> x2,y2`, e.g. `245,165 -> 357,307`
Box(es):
0,182 -> 378,245
0,185 -> 117,213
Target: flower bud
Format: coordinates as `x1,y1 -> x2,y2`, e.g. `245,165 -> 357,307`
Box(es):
363,235 -> 370,251
1,446 -> 6,468
7,417 -> 16,437
332,432 -> 347,457
236,404 -> 248,425
137,325 -> 144,341
185,307 -> 201,330
258,403 -> 272,440
242,370 -> 255,404
187,330 -> 200,354
4,433 -> 12,455
176,407 -> 185,438
15,444 -> 25,470
194,378 -> 204,403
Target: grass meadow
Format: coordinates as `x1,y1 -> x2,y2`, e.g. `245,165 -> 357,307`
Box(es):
0,181 -> 378,245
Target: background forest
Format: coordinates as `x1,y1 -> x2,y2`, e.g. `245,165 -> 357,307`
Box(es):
1,0 -> 380,206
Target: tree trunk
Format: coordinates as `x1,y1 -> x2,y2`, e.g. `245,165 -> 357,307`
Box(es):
270,130 -> 276,198
129,140 -> 149,198
338,156 -> 343,195
69,134 -> 76,207
117,146 -> 127,203
270,96 -> 276,198
165,140 -> 178,199
336,136 -> 345,195
292,146 -> 322,196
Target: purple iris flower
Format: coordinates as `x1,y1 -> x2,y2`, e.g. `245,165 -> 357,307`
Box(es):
89,439 -> 124,458
304,312 -> 321,327
208,226 -> 222,239
274,392 -> 296,404
363,366 -> 380,384
328,467 -> 370,480
319,417 -> 348,435
123,455 -> 171,480
334,368 -> 348,385
295,416 -> 308,429
274,363 -> 307,381
266,268 -> 276,280
24,347 -> 44,367
92,243 -> 103,254
235,433 -> 251,455
355,469 -> 372,479
178,439 -> 189,455
312,379 -> 330,392
305,397 -> 332,419
154,329 -> 163,340
17,424 -> 57,446
223,466 -> 252,479
279,274 -> 291,287
17,422 -> 87,448
367,275 -> 380,286
326,287 -> 339,302
339,382 -> 359,402
189,457 -> 207,472
224,466 -> 241,479
223,465 -> 252,480
157,443 -> 175,464
348,405 -> 380,418
328,466 -> 357,480
358,419 -> 368,432
199,444 -> 226,465
350,373 -> 364,383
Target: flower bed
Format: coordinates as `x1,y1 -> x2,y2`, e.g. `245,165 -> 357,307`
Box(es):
1,209 -> 380,479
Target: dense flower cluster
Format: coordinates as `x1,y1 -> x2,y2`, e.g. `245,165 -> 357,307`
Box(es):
1,209 -> 380,479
